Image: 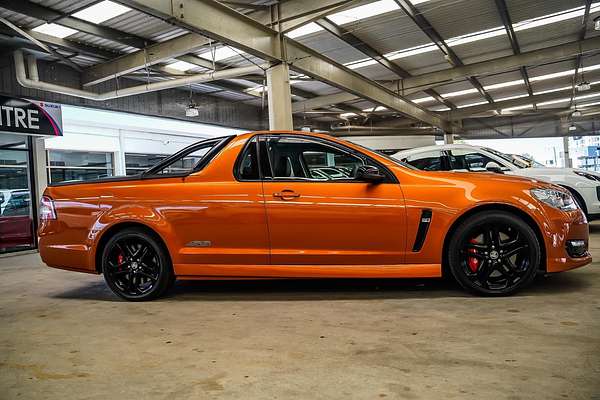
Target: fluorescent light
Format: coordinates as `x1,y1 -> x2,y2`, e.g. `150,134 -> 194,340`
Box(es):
340,112 -> 358,118
533,86 -> 572,95
457,100 -> 489,108
442,88 -> 478,98
362,106 -> 388,112
328,0 -> 400,25
286,23 -> 324,39
484,79 -> 524,90
495,94 -> 529,102
198,47 -> 243,62
579,100 -> 600,108
502,104 -> 533,111
537,98 -> 570,106
167,60 -> 198,72
72,0 -> 130,24
514,4 -> 600,32
413,96 -> 435,104
32,23 -> 77,38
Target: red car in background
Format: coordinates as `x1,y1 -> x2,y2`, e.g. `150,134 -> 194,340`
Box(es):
0,190 -> 34,252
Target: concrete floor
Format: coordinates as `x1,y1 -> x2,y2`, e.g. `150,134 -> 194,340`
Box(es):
1,226 -> 599,400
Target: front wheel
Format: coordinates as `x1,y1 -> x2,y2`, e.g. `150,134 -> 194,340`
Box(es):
448,211 -> 541,296
101,228 -> 174,301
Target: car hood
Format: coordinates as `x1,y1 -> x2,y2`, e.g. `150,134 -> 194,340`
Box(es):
414,169 -> 550,186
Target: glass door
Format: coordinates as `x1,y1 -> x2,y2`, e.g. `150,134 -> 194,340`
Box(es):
0,133 -> 35,253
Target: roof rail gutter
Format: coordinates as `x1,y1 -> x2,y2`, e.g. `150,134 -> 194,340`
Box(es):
13,50 -> 268,101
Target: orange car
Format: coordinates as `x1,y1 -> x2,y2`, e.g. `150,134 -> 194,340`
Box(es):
38,131 -> 591,300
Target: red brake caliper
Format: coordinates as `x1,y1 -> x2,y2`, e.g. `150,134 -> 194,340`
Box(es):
117,253 -> 125,269
468,238 -> 479,272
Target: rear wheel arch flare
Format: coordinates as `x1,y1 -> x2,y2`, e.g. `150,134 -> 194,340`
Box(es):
94,222 -> 172,273
442,204 -> 546,275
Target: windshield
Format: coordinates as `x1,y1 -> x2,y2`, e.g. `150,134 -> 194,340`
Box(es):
482,147 -> 543,169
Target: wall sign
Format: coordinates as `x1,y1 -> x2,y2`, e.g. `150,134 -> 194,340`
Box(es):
0,95 -> 63,136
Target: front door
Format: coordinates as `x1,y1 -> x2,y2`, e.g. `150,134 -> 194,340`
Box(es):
259,135 -> 406,265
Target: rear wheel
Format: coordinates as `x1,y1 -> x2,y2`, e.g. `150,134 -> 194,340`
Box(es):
448,211 -> 541,296
101,228 -> 174,301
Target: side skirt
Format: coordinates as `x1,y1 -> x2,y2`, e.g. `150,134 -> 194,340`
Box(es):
174,263 -> 442,279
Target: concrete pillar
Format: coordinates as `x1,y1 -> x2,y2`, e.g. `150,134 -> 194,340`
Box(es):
266,63 -> 293,130
563,136 -> 572,168
114,129 -> 127,176
31,137 -> 48,208
444,133 -> 454,144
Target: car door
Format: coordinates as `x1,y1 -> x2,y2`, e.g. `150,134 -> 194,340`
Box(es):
259,135 -> 407,266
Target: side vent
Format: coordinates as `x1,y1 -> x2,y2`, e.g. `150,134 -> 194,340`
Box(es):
412,209 -> 432,252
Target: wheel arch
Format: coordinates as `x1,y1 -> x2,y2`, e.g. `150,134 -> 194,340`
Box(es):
558,185 -> 587,215
441,203 -> 547,276
94,221 -> 172,273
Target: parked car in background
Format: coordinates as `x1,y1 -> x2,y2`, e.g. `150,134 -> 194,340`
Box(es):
393,144 -> 600,219
38,132 -> 590,301
0,190 -> 34,252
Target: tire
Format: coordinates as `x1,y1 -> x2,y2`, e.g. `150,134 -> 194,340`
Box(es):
447,211 -> 541,296
101,228 -> 174,301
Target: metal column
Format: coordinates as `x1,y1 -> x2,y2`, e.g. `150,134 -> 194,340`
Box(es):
267,63 -> 293,130
563,136 -> 572,168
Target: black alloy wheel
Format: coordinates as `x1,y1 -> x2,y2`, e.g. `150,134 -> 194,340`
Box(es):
102,228 -> 174,301
448,211 -> 541,296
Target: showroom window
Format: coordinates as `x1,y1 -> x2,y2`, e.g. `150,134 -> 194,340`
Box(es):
125,153 -> 168,175
47,150 -> 114,183
0,133 -> 36,253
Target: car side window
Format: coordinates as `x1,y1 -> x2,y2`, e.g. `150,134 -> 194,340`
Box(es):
404,150 -> 444,171
448,149 -> 503,171
262,136 -> 367,181
237,137 -> 259,180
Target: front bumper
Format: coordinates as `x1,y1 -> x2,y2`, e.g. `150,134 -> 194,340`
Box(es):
543,208 -> 592,273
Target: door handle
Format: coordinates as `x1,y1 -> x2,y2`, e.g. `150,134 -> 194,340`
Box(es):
273,190 -> 300,199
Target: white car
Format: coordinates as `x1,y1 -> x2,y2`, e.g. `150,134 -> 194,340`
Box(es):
393,144 -> 600,219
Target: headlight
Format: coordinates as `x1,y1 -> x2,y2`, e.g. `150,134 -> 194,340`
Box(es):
574,170 -> 600,182
530,188 -> 577,211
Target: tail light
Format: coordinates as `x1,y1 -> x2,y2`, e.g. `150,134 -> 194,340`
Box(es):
39,196 -> 57,220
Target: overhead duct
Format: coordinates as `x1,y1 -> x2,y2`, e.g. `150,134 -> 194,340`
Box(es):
13,50 -> 269,101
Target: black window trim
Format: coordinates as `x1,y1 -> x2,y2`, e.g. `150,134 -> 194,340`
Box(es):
142,135 -> 235,179
234,133 -> 398,184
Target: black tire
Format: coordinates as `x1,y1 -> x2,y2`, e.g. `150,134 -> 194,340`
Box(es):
101,228 -> 174,301
448,211 -> 541,296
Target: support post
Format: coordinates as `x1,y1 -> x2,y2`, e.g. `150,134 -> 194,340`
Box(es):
563,136 -> 572,168
444,133 -> 454,144
31,137 -> 48,209
266,63 -> 293,130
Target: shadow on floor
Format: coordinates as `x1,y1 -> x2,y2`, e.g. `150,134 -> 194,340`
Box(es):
49,270 -> 591,302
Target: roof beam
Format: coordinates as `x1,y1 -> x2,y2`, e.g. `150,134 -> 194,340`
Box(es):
1,0 -> 149,49
494,0 -> 535,106
119,0 -> 451,131
291,36 -> 600,112
570,0 -> 592,109
393,0 -> 494,105
82,33 -> 212,86
445,88 -> 600,119
315,17 -> 456,110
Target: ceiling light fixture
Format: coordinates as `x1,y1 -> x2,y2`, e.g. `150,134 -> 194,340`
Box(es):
569,124 -> 577,131
571,109 -> 582,117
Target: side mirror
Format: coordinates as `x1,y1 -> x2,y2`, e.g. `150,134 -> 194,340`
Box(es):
485,161 -> 503,173
356,165 -> 385,183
